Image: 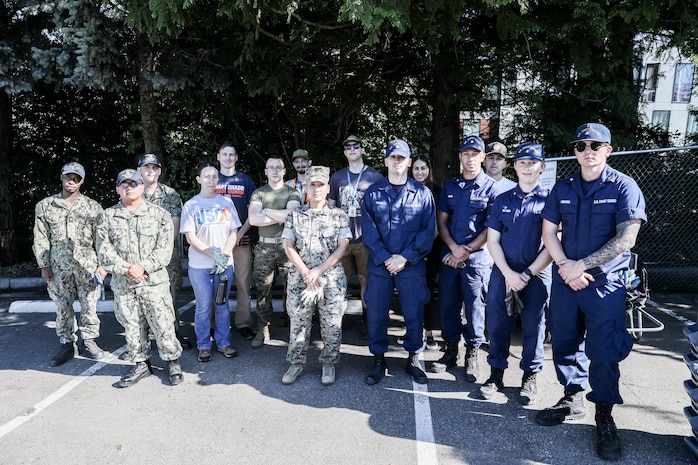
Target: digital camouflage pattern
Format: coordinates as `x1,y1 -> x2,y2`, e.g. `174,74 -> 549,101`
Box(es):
144,183 -> 183,306
282,205 -> 351,364
33,193 -> 104,343
96,200 -> 182,362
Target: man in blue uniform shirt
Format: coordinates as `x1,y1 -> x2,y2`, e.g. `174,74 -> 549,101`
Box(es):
535,123 -> 646,462
432,135 -> 501,382
362,139 -> 436,385
480,142 -> 552,405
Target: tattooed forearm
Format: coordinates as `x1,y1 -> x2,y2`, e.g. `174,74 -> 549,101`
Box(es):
582,219 -> 642,269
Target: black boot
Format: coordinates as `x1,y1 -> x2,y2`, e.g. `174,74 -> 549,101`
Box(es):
479,367 -> 504,399
405,353 -> 428,384
535,390 -> 586,426
366,354 -> 388,385
596,404 -> 622,461
168,359 -> 184,386
431,342 -> 458,373
49,342 -> 75,367
118,360 -> 153,388
519,371 -> 538,405
464,346 -> 480,383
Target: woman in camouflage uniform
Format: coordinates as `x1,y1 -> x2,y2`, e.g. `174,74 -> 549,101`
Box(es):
280,166 -> 351,386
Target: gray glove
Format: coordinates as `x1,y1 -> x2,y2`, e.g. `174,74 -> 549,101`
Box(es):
299,276 -> 327,305
209,251 -> 230,275
505,290 -> 525,317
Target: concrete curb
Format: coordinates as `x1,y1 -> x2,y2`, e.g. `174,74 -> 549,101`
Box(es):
9,297 -> 364,315
0,276 -> 193,291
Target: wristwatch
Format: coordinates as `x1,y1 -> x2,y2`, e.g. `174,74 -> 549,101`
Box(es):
523,268 -> 533,277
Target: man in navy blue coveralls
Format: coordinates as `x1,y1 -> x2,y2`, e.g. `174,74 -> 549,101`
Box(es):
362,139 -> 436,385
432,135 -> 501,382
480,142 -> 552,405
535,123 -> 646,462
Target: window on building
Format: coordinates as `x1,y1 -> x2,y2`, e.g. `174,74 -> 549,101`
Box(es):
643,63 -> 659,103
672,63 -> 695,103
652,110 -> 670,131
686,113 -> 698,142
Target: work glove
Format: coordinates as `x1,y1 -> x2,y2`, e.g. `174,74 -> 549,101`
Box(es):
299,276 -> 327,305
209,251 -> 230,275
505,290 -> 525,316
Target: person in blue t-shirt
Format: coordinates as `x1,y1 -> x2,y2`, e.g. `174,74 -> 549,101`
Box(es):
216,144 -> 258,340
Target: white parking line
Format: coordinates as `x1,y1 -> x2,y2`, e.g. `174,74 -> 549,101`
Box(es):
0,346 -> 126,440
647,299 -> 696,326
414,353 -> 438,464
0,300 -> 196,440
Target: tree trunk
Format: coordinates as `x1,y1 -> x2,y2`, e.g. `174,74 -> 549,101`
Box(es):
430,58 -> 461,187
0,91 -> 17,264
136,30 -> 165,159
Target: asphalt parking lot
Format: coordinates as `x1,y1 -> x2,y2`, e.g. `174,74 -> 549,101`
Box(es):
0,288 -> 696,465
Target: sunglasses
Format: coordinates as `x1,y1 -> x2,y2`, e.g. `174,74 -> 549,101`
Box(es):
573,142 -> 608,152
119,180 -> 140,188
343,143 -> 361,150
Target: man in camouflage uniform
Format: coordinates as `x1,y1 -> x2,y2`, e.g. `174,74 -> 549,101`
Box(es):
137,153 -> 191,349
96,169 -> 183,388
281,166 -> 351,386
33,162 -> 107,367
248,156 -> 301,347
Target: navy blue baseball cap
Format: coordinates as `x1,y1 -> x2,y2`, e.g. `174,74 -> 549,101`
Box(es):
385,139 -> 411,158
571,123 -> 611,144
514,142 -> 545,161
138,153 -> 161,167
459,135 -> 485,152
116,169 -> 143,186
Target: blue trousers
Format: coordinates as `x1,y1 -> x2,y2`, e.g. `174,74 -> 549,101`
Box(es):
365,272 -> 429,354
189,266 -> 233,350
549,276 -> 632,404
438,264 -> 490,348
486,268 -> 548,372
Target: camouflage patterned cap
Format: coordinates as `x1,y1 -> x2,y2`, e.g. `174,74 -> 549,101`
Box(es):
306,166 -> 330,185
61,162 -> 85,178
116,169 -> 144,186
138,153 -> 161,167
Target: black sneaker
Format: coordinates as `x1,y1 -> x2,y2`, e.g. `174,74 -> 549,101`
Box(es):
535,390 -> 586,426
239,327 -> 256,340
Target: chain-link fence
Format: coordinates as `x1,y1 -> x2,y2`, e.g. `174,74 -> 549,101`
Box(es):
543,146 -> 698,292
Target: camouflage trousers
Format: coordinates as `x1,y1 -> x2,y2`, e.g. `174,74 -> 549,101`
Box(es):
253,243 -> 290,326
47,267 -> 101,344
166,256 -> 182,329
113,280 -> 182,363
286,272 -> 347,364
